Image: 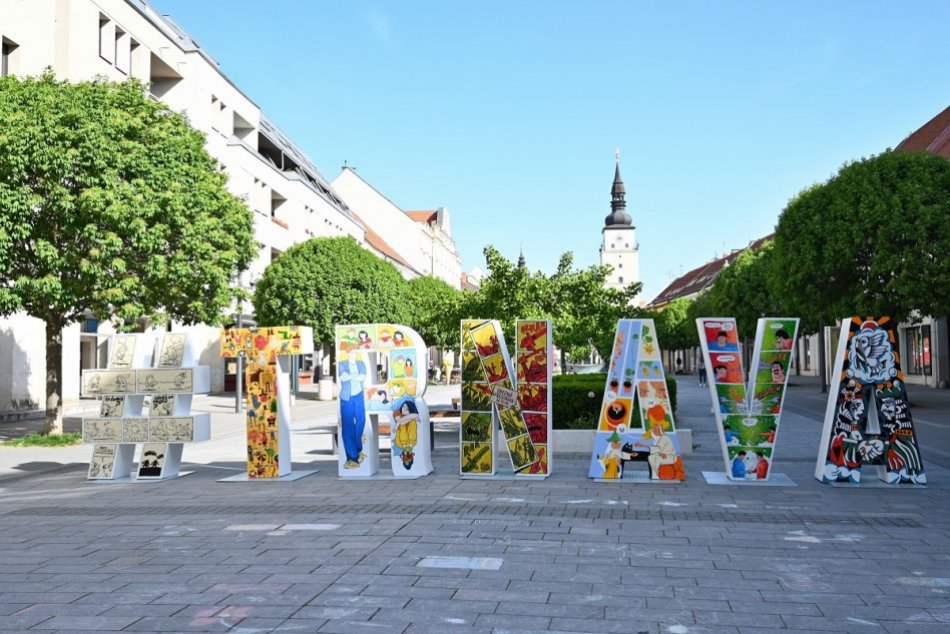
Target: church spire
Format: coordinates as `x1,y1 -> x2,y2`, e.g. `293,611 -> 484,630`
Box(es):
604,149 -> 632,228
517,246 -> 526,269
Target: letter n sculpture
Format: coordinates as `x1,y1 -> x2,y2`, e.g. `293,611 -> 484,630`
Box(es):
220,326 -> 314,479
816,317 -> 926,485
460,319 -> 545,477
696,317 -> 799,481
588,319 -> 685,481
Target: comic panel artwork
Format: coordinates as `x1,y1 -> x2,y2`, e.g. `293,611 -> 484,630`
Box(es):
222,326 -> 312,479
335,324 -> 431,478
815,317 -> 926,485
515,320 -> 552,476
460,320 -> 541,476
461,322 -> 494,475
588,319 -> 685,481
697,317 -> 799,481
137,443 -> 167,478
88,444 -> 118,479
84,332 -> 215,481
109,335 -> 137,369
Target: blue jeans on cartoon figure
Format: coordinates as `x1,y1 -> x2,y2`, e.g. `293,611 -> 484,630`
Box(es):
339,358 -> 367,464
340,394 -> 365,462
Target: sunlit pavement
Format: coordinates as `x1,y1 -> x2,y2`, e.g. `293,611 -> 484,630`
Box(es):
1,378 -> 949,632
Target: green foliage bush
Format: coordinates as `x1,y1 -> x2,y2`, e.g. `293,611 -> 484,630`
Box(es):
552,373 -> 677,430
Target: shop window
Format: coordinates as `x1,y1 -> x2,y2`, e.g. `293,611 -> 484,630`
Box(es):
906,325 -> 932,375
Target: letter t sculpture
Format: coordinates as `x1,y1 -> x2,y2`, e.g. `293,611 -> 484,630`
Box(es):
221,326 -> 314,478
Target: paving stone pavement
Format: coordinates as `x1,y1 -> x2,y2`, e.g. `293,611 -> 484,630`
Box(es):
1,378 -> 949,633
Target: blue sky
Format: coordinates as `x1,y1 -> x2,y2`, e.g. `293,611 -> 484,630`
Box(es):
154,0 -> 948,302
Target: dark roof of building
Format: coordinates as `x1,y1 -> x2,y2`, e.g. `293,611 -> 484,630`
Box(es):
604,162 -> 632,228
896,105 -> 950,158
648,234 -> 773,308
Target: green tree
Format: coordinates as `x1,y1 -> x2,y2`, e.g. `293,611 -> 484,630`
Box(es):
697,241 -> 783,340
652,298 -> 695,351
772,151 -> 950,325
252,236 -> 409,367
464,246 -> 640,369
0,72 -> 254,435
405,275 -> 464,350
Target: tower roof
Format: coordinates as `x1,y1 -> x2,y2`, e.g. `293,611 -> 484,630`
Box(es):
604,160 -> 632,228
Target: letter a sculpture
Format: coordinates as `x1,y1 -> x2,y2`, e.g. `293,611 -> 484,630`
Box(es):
588,319 -> 685,481
816,317 -> 926,485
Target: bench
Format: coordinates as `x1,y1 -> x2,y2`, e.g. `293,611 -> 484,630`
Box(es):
429,399 -> 461,449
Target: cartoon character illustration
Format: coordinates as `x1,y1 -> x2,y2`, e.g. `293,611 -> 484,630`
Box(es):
338,351 -> 368,469
599,430 -> 624,478
393,400 -> 419,470
770,361 -> 786,383
847,321 -> 897,384
636,423 -> 677,480
755,451 -> 770,479
710,330 -> 735,351
357,330 -> 373,349
731,450 -> 748,479
774,329 -> 793,350
377,326 -> 394,348
393,330 -> 409,347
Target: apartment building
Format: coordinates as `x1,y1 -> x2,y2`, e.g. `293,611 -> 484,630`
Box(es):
0,0 -> 461,407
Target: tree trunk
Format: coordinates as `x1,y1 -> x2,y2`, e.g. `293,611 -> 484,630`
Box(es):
818,321 -> 827,394
44,321 -> 65,436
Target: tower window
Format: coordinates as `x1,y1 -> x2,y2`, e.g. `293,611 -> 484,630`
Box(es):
619,276 -> 624,284
618,263 -> 622,269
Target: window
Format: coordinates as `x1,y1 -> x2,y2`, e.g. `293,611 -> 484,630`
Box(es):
99,15 -> 115,64
618,276 -> 623,284
115,28 -> 130,74
906,325 -> 932,376
618,263 -> 622,269
1,38 -> 17,77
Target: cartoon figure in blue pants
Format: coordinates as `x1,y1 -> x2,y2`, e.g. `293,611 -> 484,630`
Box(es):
339,351 -> 367,469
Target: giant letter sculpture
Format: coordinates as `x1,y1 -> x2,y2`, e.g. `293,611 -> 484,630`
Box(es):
335,324 -> 432,478
815,317 -> 926,485
220,326 -> 314,479
82,333 -> 211,481
516,320 -> 553,477
460,319 -> 547,477
588,319 -> 685,481
696,317 -> 799,481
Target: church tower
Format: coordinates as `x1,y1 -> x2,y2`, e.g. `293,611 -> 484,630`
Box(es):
599,152 -> 639,292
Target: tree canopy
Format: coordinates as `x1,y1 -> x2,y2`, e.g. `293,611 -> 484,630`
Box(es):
0,72 -> 255,433
462,246 -> 640,365
253,236 -> 410,348
653,298 -> 696,350
772,150 -> 950,326
686,241 -> 794,339
405,275 -> 465,350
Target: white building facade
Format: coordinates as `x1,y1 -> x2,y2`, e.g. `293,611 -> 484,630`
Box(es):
332,167 -> 462,289
0,0 -> 388,406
